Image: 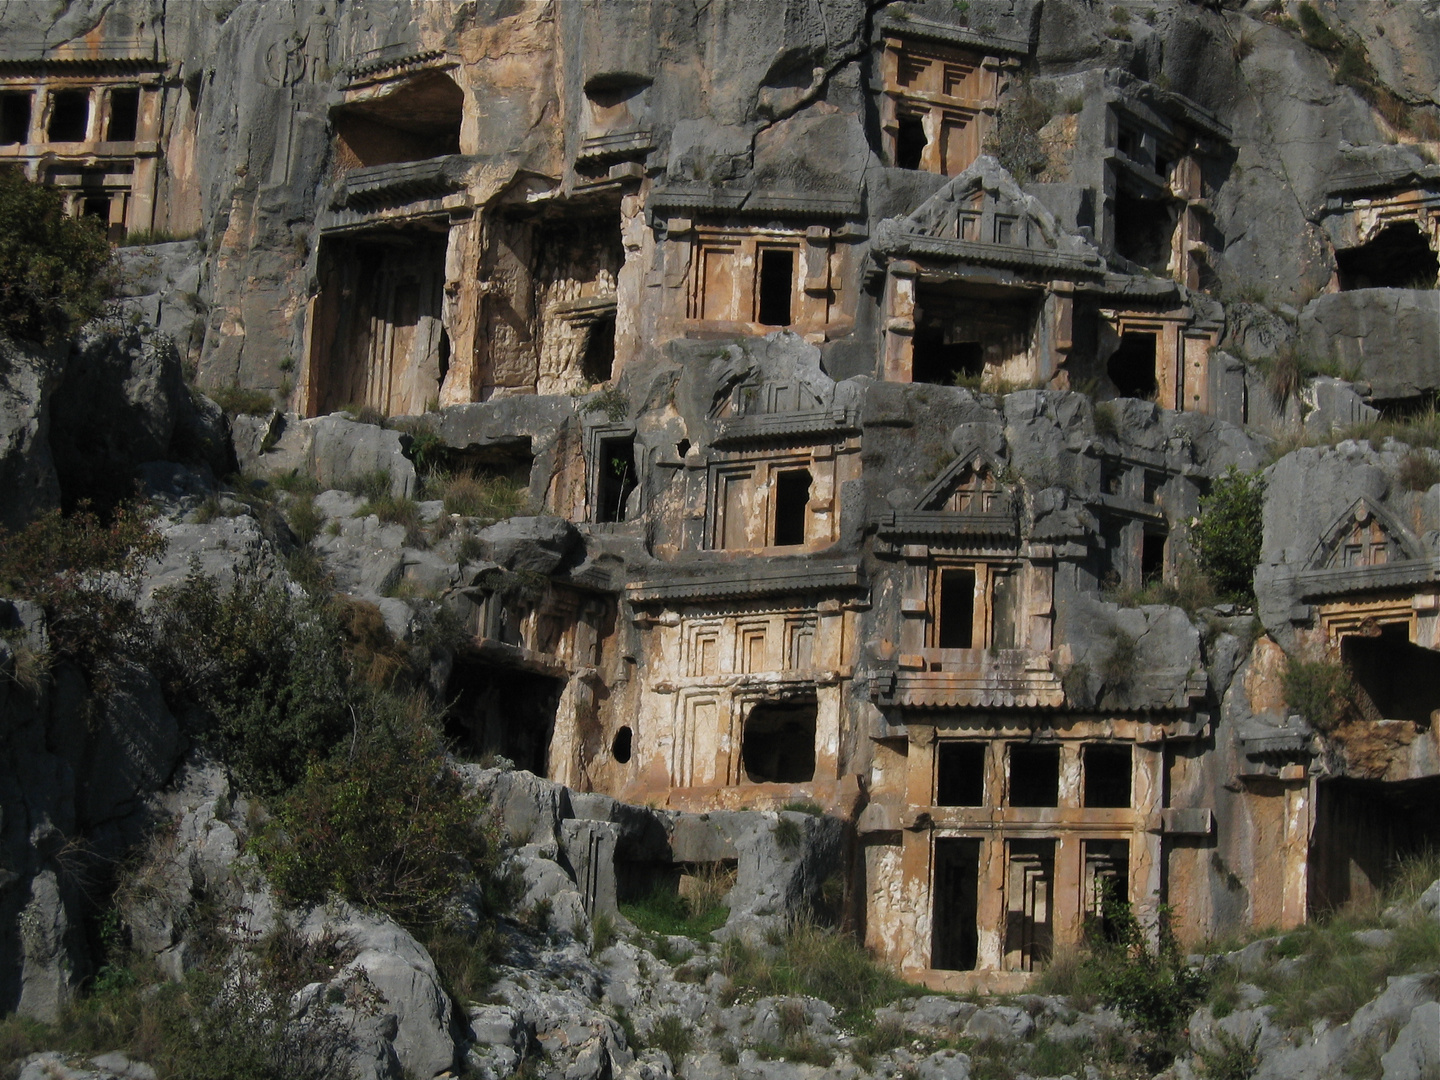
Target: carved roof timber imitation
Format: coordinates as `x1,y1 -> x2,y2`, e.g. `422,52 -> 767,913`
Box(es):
627,561 -> 865,604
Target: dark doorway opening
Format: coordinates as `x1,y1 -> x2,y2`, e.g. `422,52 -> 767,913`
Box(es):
81,196 -> 110,222
741,700 -> 816,783
47,90 -> 89,142
1141,531 -> 1166,583
896,113 -> 927,169
1083,839 -> 1130,942
937,568 -> 976,649
937,742 -> 986,806
1009,744 -> 1060,807
1108,331 -> 1158,400
1083,744 -> 1132,808
0,92 -> 30,145
596,436 -> 638,523
757,249 -> 794,326
1113,191 -> 1174,273
445,656 -> 563,775
1336,222 -> 1439,290
611,726 -> 633,764
1343,625 -> 1440,726
1309,774 -> 1440,913
932,838 -> 981,970
772,468 -> 811,546
582,313 -> 615,383
106,88 -> 139,142
1005,839 -> 1055,971
912,324 -> 984,385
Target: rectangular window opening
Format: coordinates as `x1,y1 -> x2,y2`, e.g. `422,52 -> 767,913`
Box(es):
936,743 -> 985,807
106,87 -> 139,142
895,112 -> 927,169
581,313 -> 615,383
1008,743 -> 1060,807
1083,744 -> 1132,808
596,436 -> 638,523
741,699 -> 816,783
912,326 -> 983,386
1108,330 -> 1158,400
1343,627 -> 1440,725
757,249 -> 794,326
772,468 -> 810,546
937,568 -> 975,649
47,89 -> 89,142
932,838 -> 981,970
0,92 -> 31,145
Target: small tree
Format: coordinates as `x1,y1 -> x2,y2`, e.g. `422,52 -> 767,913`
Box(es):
1191,468 -> 1265,605
0,170 -> 112,344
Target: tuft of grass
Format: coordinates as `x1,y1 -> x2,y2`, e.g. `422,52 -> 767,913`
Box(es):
1107,562 -> 1217,617
355,493 -> 426,548
1094,400 -> 1120,438
773,817 -> 803,850
265,470 -> 321,497
285,495 -> 322,546
781,800 -> 823,816
209,384 -> 275,417
427,471 -> 530,523
718,921 -> 918,1028
344,469 -> 392,501
1397,450 -> 1440,492
647,1014 -> 693,1066
340,402 -> 385,427
590,911 -> 617,954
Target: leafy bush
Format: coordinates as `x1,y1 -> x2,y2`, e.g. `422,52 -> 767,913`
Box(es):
255,714 -> 498,927
1282,656 -> 1352,732
148,572 -> 355,795
0,503 -> 164,672
0,171 -> 112,344
1191,468 -> 1265,605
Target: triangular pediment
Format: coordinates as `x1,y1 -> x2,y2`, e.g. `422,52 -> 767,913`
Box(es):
916,446 -> 1008,512
1310,498 -> 1421,571
872,156 -> 1104,275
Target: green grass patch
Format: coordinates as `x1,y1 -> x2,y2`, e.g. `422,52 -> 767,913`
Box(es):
619,885 -> 728,941
718,921 -> 918,1028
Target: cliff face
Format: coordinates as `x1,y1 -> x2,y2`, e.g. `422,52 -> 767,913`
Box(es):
3,0 -> 1440,1008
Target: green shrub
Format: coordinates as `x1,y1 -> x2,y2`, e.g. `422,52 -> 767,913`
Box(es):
0,502 -> 164,673
1296,2 -> 1340,51
1191,468 -> 1265,605
148,572 -> 355,795
0,171 -> 112,344
255,713 -> 498,928
1084,894 -> 1208,1064
1282,656 -> 1352,732
581,385 -> 628,421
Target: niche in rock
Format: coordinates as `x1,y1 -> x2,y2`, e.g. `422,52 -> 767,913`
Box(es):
445,655 -> 563,776
741,700 -> 816,783
309,223 -> 450,418
1336,221 -> 1439,290
333,70 -> 462,168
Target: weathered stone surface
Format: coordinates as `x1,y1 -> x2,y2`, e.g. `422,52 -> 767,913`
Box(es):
1298,290 -> 1440,401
